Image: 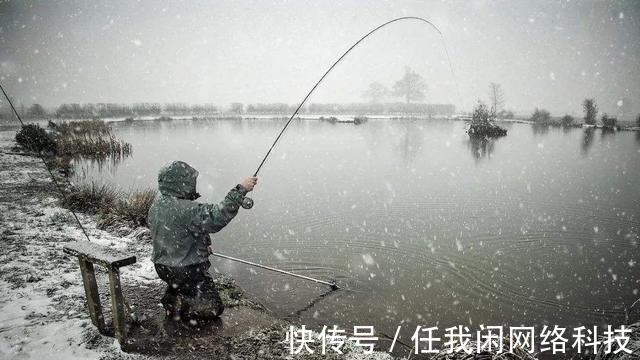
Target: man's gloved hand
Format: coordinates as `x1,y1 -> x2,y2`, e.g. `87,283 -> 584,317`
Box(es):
240,176 -> 258,192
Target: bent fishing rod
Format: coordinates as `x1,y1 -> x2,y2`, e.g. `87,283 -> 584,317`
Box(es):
238,16 -> 459,211
2,17 -> 459,291
219,16 -> 460,290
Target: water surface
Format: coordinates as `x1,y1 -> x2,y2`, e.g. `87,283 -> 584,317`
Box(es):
75,119 -> 640,352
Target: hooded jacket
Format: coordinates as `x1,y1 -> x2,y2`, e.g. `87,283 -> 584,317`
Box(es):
148,161 -> 248,267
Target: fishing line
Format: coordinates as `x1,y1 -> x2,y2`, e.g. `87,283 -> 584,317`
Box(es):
241,16 -> 461,209
231,16 -> 461,290
287,286 -> 339,319
252,16 -> 460,178
3,16 -> 463,294
0,81 -> 93,243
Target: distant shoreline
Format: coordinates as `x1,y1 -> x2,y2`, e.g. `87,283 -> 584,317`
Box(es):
1,114 -> 639,132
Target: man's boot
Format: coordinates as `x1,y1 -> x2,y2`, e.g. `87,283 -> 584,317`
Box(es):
184,288 -> 224,320
160,291 -> 185,321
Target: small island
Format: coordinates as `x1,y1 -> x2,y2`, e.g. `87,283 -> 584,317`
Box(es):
467,102 -> 508,137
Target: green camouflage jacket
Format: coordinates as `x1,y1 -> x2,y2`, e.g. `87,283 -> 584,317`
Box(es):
148,161 -> 247,267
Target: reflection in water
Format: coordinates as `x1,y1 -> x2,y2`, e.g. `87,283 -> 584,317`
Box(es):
582,128 -> 595,154
466,135 -> 496,161
600,127 -> 616,139
531,123 -> 550,135
394,120 -> 424,164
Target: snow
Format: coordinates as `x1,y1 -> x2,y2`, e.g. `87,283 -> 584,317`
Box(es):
361,253 -> 376,266
0,138 -> 153,359
0,279 -> 113,360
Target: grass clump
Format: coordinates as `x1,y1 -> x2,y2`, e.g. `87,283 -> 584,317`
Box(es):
61,181 -> 120,214
16,120 -> 131,158
48,119 -> 131,157
55,134 -> 131,157
50,119 -> 111,136
61,181 -> 156,228
15,124 -> 57,153
111,189 -> 156,227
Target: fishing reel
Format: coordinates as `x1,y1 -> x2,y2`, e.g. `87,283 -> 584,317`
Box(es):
241,196 -> 254,209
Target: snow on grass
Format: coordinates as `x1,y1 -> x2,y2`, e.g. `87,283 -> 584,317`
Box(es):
0,137 -> 150,360
0,136 -> 399,359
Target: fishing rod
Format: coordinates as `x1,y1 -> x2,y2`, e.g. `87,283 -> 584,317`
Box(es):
228,16 -> 459,291
1,79 -> 337,292
4,17 -> 459,294
212,252 -> 339,290
239,16 -> 460,210
0,82 -> 94,243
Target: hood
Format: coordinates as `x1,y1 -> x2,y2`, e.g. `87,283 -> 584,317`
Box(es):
157,161 -> 200,199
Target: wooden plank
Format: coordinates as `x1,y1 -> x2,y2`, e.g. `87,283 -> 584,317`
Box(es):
78,259 -> 106,333
108,267 -> 127,347
63,241 -> 136,268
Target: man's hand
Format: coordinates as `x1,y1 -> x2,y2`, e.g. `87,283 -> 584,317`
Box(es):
240,176 -> 258,192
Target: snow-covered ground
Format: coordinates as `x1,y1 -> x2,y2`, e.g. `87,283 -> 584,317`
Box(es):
0,140 -> 155,360
0,136 -> 396,360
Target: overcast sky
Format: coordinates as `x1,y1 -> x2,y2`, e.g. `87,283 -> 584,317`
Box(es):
1,0 -> 638,116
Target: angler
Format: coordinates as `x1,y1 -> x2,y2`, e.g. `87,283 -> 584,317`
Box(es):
148,160 -> 257,323
146,16 -> 456,319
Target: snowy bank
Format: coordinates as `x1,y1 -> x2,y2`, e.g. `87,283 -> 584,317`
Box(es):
0,135 -> 397,360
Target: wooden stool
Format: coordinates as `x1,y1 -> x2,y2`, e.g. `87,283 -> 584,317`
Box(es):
63,241 -> 136,347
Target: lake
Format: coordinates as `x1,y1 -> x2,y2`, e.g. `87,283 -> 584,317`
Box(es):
75,118 -> 639,353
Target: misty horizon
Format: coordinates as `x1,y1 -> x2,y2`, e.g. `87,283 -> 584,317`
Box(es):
1,1 -> 639,118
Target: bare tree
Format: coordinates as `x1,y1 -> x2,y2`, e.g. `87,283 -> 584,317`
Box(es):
363,82 -> 388,103
392,67 -> 427,104
488,82 -> 505,117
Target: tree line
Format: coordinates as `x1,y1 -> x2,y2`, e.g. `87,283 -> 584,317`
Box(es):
0,102 -> 223,120
0,66 -> 450,120
207,102 -> 456,116
474,81 -> 639,128
529,98 -> 638,129
0,101 -> 457,120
